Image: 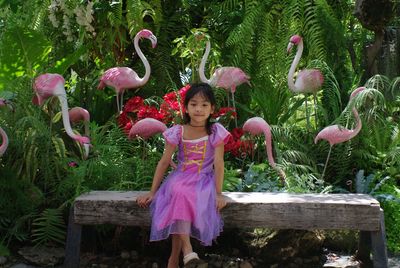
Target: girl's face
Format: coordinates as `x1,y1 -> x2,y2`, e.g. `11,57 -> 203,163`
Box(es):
186,93 -> 214,125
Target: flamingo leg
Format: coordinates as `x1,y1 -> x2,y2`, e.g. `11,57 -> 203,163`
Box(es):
321,145 -> 333,180
116,94 -> 120,113
313,93 -> 318,128
120,91 -> 125,112
231,91 -> 238,127
305,95 -> 310,130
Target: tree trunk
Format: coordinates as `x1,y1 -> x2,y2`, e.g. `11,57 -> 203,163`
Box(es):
376,27 -> 400,80
354,0 -> 394,82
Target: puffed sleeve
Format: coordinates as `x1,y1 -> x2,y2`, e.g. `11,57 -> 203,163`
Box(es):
162,125 -> 181,145
209,123 -> 231,148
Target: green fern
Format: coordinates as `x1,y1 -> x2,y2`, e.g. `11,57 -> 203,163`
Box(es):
31,208 -> 65,246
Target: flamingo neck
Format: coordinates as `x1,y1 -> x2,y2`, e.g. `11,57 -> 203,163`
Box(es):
288,40 -> 303,93
134,35 -> 151,86
58,94 -> 81,140
352,107 -> 362,137
0,127 -> 8,156
199,41 -> 211,84
263,127 -> 276,168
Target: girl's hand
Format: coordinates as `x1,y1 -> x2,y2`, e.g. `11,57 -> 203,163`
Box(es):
216,194 -> 227,211
137,192 -> 155,208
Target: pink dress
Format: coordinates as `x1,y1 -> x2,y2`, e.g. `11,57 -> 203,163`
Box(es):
150,123 -> 230,246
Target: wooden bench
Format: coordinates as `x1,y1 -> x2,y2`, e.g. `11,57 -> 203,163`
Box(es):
63,191 -> 389,268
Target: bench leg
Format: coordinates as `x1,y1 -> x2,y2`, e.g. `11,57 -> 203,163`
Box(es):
63,206 -> 82,268
357,231 -> 372,267
370,209 -> 388,268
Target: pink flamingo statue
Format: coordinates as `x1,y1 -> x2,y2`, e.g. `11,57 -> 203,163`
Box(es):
69,107 -> 90,137
199,40 -> 250,126
314,87 -> 365,179
98,29 -> 157,112
128,118 -> 176,169
243,117 -> 286,184
287,35 -> 324,128
33,73 -> 91,159
0,98 -> 9,157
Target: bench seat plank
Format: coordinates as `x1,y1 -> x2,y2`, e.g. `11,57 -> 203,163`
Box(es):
74,191 -> 381,231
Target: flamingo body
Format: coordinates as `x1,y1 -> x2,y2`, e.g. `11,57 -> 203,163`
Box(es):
314,125 -> 360,146
243,117 -> 285,181
128,118 -> 176,169
128,118 -> 167,140
295,69 -> 324,93
200,41 -> 250,93
98,29 -> 157,112
210,67 -> 250,93
33,73 -> 91,159
33,74 -> 65,105
98,67 -> 141,94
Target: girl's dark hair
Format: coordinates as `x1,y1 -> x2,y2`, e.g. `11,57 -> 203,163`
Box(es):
183,83 -> 216,135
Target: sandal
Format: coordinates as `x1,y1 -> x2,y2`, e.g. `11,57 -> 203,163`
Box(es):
183,252 -> 208,268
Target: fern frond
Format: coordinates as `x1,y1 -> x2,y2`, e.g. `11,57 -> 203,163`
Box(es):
31,208 -> 65,246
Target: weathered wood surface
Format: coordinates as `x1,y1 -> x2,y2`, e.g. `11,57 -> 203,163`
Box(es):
74,191 -> 381,231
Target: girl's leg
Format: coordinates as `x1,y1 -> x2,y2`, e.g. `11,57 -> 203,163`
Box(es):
178,234 -> 193,256
179,234 -> 208,267
168,234 -> 182,268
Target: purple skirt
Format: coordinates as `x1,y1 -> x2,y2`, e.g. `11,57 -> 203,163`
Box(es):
150,170 -> 223,246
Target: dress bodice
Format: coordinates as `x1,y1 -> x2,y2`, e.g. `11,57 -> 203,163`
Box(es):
163,123 -> 231,174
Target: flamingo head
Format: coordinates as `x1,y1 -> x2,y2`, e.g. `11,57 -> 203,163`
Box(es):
243,117 -> 270,136
287,35 -> 302,54
138,29 -> 157,48
0,98 -> 6,106
350,87 -> 366,100
74,135 -> 90,145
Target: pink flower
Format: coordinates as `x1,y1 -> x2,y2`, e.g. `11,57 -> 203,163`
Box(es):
68,161 -> 78,167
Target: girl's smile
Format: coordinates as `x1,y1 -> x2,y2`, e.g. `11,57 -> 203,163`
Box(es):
186,93 -> 214,125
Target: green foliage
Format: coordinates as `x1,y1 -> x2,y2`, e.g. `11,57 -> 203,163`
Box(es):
0,26 -> 51,89
31,208 -> 65,246
223,166 -> 242,191
238,163 -> 283,192
376,182 -> 400,253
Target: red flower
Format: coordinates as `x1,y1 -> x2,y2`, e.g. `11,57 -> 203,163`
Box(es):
118,111 -> 130,127
231,127 -> 244,140
137,105 -> 164,121
123,121 -> 133,134
213,107 -> 237,119
124,96 -> 144,113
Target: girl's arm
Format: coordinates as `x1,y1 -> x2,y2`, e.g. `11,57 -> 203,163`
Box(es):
214,143 -> 227,210
137,142 -> 176,207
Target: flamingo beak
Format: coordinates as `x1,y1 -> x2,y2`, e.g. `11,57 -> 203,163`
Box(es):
287,42 -> 294,55
150,35 -> 157,48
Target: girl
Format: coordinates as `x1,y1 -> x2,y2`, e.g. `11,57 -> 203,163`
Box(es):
137,83 -> 230,268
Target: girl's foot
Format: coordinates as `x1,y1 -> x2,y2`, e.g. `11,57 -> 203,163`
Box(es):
183,252 -> 208,268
